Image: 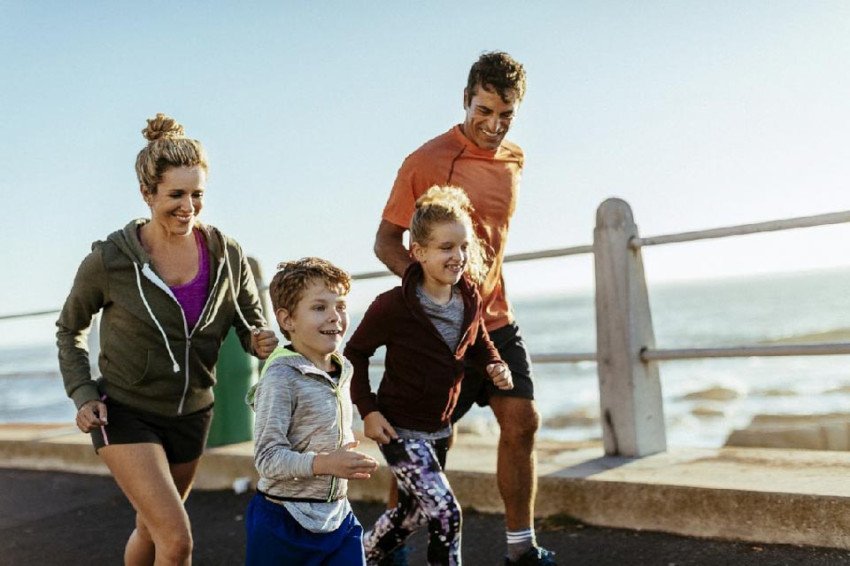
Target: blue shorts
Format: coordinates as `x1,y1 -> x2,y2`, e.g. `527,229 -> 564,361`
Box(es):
245,493 -> 365,566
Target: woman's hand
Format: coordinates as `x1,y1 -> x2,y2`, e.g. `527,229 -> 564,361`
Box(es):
251,328 -> 278,359
486,362 -> 514,391
363,411 -> 398,445
76,399 -> 108,433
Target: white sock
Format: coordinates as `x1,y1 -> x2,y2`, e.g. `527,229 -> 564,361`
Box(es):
506,528 -> 535,561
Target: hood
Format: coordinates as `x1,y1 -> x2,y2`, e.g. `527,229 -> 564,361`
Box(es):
103,219 -> 226,265
400,261 -> 479,352
400,261 -> 476,310
101,218 -> 255,384
246,346 -> 347,408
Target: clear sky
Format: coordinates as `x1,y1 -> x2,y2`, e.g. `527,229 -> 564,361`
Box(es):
2,1 -> 850,346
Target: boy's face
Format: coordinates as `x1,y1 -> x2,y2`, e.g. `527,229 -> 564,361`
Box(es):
277,280 -> 349,368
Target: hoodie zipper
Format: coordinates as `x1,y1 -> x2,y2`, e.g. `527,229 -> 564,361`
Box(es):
140,248 -> 227,415
327,382 -> 345,502
178,256 -> 227,414
261,355 -> 347,502
410,280 -> 475,358
304,365 -> 346,502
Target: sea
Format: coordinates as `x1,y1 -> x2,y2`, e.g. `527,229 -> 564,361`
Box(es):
3,267 -> 850,449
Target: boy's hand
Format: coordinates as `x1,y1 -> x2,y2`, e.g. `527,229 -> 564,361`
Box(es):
251,328 -> 278,360
364,411 -> 398,445
486,363 -> 513,391
312,441 -> 379,480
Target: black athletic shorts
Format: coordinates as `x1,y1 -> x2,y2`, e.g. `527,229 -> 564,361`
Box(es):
451,322 -> 534,423
90,397 -> 213,464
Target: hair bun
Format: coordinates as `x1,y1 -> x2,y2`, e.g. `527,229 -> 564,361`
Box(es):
142,113 -> 185,142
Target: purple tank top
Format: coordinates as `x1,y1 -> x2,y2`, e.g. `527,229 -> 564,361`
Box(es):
170,229 -> 210,329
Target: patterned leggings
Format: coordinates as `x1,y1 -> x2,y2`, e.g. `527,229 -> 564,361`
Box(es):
364,437 -> 462,565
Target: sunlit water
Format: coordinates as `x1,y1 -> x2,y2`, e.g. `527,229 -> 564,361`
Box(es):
4,268 -> 850,448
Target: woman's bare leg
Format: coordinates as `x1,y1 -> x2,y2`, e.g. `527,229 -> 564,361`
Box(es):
100,443 -> 200,566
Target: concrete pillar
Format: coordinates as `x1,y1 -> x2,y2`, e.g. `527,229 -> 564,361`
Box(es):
594,198 -> 666,456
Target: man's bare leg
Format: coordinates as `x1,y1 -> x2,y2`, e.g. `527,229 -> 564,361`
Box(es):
490,396 -> 539,531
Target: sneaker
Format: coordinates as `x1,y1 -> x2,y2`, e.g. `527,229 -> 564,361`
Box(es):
379,545 -> 410,566
505,545 -> 557,565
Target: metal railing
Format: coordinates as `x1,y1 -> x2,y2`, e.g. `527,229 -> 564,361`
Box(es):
620,209 -> 850,363
0,309 -> 60,321
4,202 -> 850,457
9,209 -> 845,357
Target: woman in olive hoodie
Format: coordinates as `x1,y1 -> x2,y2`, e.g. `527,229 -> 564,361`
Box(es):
56,114 -> 277,565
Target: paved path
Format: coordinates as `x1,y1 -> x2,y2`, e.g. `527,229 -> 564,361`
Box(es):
2,469 -> 849,565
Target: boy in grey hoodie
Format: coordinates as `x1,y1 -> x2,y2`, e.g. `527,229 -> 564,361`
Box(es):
245,257 -> 378,565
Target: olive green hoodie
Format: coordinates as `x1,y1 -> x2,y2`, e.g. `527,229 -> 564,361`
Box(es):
56,219 -> 267,416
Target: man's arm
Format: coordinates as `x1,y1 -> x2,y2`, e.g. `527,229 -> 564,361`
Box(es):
374,220 -> 413,277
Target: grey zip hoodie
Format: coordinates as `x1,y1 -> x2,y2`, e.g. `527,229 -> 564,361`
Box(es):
56,219 -> 266,416
248,347 -> 355,503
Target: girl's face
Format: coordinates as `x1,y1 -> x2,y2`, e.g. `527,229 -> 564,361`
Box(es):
412,220 -> 470,289
144,165 -> 206,236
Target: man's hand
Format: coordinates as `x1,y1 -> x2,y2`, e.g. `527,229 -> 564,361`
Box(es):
312,441 -> 379,479
363,411 -> 398,445
251,328 -> 278,359
486,362 -> 514,391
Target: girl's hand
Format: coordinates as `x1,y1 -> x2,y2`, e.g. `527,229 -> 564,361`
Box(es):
486,363 -> 514,391
251,328 -> 278,359
313,441 -> 379,480
364,412 -> 398,445
76,399 -> 108,433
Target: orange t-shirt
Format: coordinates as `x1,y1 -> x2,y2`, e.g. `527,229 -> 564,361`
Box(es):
382,125 -> 524,331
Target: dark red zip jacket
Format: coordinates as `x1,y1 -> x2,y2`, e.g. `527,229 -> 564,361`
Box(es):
345,262 -> 502,432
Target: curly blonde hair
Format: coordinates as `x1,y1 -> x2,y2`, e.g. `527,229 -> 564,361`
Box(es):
135,113 -> 208,194
410,186 -> 489,285
268,257 -> 351,339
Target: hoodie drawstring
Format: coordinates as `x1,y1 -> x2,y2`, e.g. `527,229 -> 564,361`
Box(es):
133,263 -> 181,373
223,244 -> 256,334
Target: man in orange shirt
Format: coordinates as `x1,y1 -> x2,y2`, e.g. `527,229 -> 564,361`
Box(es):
374,51 -> 555,566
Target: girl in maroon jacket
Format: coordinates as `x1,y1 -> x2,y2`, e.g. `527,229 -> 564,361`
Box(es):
345,185 -> 513,565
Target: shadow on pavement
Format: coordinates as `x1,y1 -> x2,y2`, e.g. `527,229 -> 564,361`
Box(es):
2,469 -> 849,565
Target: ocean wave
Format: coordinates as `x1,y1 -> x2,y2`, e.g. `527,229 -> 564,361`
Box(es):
0,370 -> 60,380
760,328 -> 850,345
680,386 -> 742,401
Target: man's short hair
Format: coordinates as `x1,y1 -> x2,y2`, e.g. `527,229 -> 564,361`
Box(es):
466,51 -> 526,104
268,257 -> 351,338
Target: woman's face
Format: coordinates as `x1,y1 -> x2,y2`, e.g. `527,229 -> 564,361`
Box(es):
145,165 -> 206,236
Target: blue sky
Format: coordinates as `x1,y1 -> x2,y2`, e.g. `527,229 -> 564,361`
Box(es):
2,2 -> 850,345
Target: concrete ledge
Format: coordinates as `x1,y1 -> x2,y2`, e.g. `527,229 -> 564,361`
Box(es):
2,424 -> 850,549
727,413 -> 850,451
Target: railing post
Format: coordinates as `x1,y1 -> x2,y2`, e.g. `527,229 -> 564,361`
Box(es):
594,198 -> 666,456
